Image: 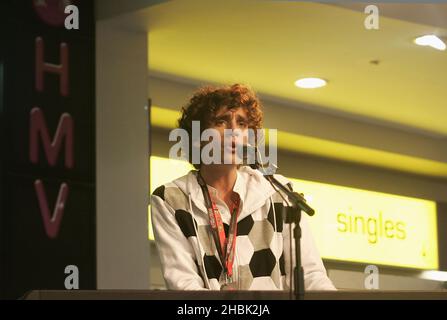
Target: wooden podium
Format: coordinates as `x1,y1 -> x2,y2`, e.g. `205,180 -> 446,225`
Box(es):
22,290 -> 447,300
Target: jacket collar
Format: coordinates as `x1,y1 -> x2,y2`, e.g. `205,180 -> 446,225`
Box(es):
172,166 -> 288,222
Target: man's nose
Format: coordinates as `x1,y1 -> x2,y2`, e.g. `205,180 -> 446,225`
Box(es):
229,118 -> 238,130
224,124 -> 240,139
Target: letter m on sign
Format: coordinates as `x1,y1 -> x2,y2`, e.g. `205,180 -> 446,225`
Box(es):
29,107 -> 74,168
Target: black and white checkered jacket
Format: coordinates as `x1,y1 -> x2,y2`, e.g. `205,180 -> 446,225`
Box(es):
150,166 -> 335,291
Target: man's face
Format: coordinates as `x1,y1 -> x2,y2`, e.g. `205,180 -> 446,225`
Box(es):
206,107 -> 249,164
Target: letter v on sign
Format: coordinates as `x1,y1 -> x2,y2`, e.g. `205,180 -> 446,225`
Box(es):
34,180 -> 69,239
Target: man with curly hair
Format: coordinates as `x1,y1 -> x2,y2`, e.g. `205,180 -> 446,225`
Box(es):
151,84 -> 335,291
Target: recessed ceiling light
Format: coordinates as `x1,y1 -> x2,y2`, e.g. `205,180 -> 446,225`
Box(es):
414,35 -> 446,51
294,78 -> 327,89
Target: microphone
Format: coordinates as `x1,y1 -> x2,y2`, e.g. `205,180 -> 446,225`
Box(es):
240,143 -> 258,169
240,143 -> 278,173
240,144 -> 314,216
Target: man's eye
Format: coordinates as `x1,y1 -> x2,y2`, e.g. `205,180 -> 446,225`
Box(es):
215,120 -> 226,125
238,121 -> 247,127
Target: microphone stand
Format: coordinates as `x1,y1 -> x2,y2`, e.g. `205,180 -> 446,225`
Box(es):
250,163 -> 315,301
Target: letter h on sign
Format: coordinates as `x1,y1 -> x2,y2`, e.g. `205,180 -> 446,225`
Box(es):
35,37 -> 69,97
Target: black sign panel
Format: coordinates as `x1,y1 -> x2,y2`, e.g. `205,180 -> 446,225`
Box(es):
0,0 -> 95,299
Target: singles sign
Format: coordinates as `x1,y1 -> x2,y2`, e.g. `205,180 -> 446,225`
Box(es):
290,178 -> 438,270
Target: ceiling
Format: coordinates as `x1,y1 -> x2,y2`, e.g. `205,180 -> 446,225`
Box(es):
331,3 -> 447,30
145,0 -> 447,136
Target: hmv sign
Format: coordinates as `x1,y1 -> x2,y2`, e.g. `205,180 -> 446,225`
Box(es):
0,0 -> 95,299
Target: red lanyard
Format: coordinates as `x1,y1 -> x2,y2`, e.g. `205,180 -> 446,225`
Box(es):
197,173 -> 240,279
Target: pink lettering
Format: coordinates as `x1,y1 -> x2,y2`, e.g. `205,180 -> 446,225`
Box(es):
34,180 -> 69,239
29,107 -> 74,168
35,37 -> 69,97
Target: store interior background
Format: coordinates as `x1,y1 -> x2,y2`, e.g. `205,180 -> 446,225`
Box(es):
96,0 -> 447,291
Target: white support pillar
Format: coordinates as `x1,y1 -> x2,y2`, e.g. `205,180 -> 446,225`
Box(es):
96,16 -> 150,289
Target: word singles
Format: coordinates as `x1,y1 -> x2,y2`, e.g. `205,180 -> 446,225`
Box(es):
337,211 -> 406,244
168,123 -> 278,174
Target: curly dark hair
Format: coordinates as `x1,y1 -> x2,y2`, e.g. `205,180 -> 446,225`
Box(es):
177,83 -> 264,168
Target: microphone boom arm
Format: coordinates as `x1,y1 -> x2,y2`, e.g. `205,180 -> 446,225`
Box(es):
264,175 -> 315,217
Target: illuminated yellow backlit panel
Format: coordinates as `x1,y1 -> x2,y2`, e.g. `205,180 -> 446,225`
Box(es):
290,178 -> 438,270
148,156 -> 193,240
149,157 -> 438,269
